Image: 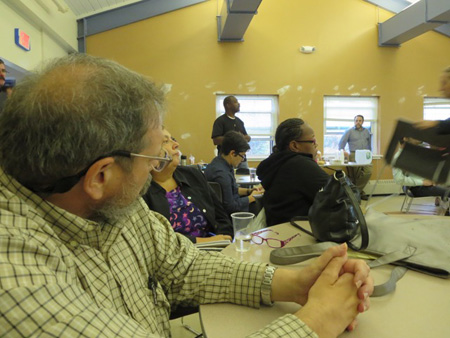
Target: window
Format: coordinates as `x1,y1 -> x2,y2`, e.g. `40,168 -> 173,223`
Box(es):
323,96 -> 378,156
215,95 -> 278,160
423,97 -> 450,121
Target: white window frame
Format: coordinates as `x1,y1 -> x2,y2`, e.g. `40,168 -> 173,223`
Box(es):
215,94 -> 278,160
323,96 -> 379,156
423,97 -> 450,121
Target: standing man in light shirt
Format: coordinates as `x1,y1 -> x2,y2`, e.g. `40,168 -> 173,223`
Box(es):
339,114 -> 373,199
212,95 -> 250,169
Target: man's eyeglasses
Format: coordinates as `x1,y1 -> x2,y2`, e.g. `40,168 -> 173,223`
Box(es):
237,153 -> 247,161
118,149 -> 172,172
37,149 -> 172,194
295,138 -> 317,145
251,229 -> 300,248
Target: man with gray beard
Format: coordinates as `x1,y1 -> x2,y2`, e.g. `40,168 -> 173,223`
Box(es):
0,54 -> 372,338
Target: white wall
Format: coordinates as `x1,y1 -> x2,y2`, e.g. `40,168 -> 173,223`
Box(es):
0,0 -> 77,71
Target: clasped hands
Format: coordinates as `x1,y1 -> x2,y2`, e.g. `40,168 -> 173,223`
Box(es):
249,185 -> 264,196
271,243 -> 373,338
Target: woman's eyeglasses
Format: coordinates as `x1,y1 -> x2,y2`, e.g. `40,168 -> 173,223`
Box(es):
251,229 -> 300,248
295,138 -> 317,145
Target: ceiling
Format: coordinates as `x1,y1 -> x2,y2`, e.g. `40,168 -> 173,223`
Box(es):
62,0 -> 144,18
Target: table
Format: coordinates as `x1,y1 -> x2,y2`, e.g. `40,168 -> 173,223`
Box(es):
319,161 -> 372,168
235,174 -> 261,187
199,217 -> 450,338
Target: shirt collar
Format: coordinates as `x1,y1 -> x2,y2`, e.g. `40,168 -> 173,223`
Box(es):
0,167 -> 124,251
217,155 -> 234,171
173,168 -> 192,187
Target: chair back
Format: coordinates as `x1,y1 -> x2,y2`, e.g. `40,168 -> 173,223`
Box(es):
402,186 -> 414,198
208,181 -> 223,203
235,168 -> 250,175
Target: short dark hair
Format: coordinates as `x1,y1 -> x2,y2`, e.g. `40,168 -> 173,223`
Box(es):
274,118 -> 305,152
223,95 -> 236,109
0,59 -> 4,65
221,131 -> 250,155
354,115 -> 364,121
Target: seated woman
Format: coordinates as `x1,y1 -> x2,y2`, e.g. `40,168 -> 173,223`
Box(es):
204,131 -> 262,216
393,138 -> 449,208
257,118 -> 330,226
143,128 -> 233,243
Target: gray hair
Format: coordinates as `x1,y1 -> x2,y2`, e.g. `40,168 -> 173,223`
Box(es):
0,53 -> 165,193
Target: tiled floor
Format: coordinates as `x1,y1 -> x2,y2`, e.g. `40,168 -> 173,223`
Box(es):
169,194 -> 447,337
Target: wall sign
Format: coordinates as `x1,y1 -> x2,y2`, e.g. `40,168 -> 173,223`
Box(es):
15,28 -> 31,51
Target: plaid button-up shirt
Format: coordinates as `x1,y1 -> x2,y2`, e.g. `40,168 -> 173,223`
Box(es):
0,168 -> 315,337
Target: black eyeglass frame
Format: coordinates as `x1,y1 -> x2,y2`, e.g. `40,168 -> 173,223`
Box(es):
294,138 -> 317,145
236,153 -> 247,161
35,149 -> 172,194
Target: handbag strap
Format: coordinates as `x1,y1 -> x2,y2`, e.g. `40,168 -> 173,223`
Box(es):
270,242 -> 415,297
335,170 -> 369,251
290,216 -> 313,236
270,242 -> 339,265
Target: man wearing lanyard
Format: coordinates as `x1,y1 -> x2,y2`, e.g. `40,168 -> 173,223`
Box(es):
339,114 -> 372,200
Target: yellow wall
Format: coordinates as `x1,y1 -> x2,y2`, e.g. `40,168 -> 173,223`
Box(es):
86,0 -> 450,178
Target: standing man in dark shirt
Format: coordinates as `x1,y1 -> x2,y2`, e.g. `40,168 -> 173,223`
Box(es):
212,96 -> 250,169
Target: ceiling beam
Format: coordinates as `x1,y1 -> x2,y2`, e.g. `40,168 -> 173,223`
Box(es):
378,0 -> 450,46
216,0 -> 263,42
78,0 -> 207,52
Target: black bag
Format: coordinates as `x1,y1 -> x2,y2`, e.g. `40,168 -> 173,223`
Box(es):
291,170 -> 369,251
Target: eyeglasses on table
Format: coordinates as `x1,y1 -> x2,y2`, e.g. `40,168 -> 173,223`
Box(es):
251,229 -> 300,248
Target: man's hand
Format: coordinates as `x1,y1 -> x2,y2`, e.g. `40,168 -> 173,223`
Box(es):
295,256 -> 361,338
414,120 -> 439,129
272,244 -> 372,308
423,179 -> 434,186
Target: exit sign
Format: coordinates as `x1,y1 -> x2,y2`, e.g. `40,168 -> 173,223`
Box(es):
15,28 -> 31,51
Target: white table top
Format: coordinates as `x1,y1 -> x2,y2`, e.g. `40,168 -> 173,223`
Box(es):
235,174 -> 261,186
320,161 -> 373,167
199,217 -> 450,338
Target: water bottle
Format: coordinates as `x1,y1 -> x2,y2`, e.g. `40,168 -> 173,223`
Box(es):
189,154 -> 195,165
180,155 -> 187,166
339,150 -> 345,164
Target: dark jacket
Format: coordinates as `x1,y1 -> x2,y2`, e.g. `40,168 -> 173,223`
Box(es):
204,156 -> 249,215
438,118 -> 450,135
143,166 -> 233,242
257,150 -> 330,226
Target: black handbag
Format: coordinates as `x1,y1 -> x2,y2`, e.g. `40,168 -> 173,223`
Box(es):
291,170 -> 369,251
